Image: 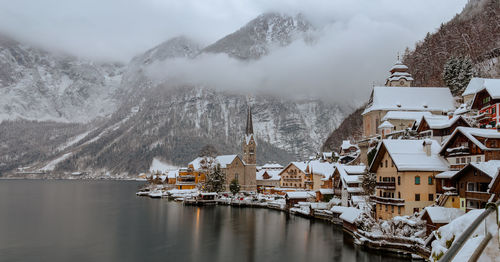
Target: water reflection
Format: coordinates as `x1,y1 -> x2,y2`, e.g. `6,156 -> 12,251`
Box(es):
0,180 -> 408,262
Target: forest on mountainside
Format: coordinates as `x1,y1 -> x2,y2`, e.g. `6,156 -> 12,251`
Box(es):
402,0 -> 500,87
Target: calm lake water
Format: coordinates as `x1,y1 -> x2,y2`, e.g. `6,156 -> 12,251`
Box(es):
0,180 -> 408,262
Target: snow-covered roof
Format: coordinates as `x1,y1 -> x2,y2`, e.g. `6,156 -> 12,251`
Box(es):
330,206 -> 350,214
335,164 -> 365,186
261,163 -> 284,169
441,127 -> 500,152
256,169 -> 282,181
318,188 -> 334,195
351,195 -> 366,205
308,160 -> 335,178
188,157 -> 206,171
435,170 -> 458,179
339,207 -> 363,224
244,134 -> 256,145
469,161 -> 500,179
167,170 -> 178,179
378,120 -> 394,129
419,115 -> 468,130
379,139 -> 449,172
322,152 -> 333,158
215,155 -> 238,168
463,77 -> 500,96
422,206 -> 464,224
390,61 -> 409,71
286,191 -> 315,199
382,111 -> 432,123
363,87 -> 455,115
341,140 -> 357,150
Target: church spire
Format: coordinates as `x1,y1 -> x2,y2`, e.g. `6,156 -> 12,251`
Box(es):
245,105 -> 253,135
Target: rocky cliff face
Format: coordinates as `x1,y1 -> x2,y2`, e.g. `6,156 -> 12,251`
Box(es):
0,13 -> 349,177
0,34 -> 124,123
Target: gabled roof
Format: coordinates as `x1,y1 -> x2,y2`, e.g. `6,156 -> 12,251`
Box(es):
215,155 -> 239,168
378,120 -> 394,129
469,161 -> 500,179
335,164 -> 365,185
422,206 -> 464,224
261,163 -> 284,169
256,169 -> 282,181
440,127 -> 500,153
308,160 -> 335,178
363,86 -> 455,115
382,111 -> 432,123
463,78 -> 500,96
418,115 -> 470,130
370,139 -> 449,172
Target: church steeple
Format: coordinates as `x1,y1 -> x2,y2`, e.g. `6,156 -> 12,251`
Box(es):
385,56 -> 414,87
245,105 -> 253,135
242,105 -> 256,165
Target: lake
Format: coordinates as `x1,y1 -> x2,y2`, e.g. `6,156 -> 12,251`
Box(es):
0,180 -> 407,262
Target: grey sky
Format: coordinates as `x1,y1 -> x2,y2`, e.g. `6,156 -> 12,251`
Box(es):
0,0 -> 468,104
0,0 -> 467,63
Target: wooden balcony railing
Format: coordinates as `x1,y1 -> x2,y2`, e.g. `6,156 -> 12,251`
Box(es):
376,181 -> 396,190
370,195 -> 405,206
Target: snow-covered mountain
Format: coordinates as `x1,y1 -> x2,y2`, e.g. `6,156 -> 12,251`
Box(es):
203,12 -> 312,59
0,13 -> 350,177
0,34 -> 124,123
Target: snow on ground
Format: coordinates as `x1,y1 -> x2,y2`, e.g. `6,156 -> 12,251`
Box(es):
56,130 -> 93,151
149,158 -> 178,173
41,152 -> 72,171
429,209 -> 499,262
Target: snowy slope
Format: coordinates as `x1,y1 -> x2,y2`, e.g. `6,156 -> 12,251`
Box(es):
0,34 -> 124,123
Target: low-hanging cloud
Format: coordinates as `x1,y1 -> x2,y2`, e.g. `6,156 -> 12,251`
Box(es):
145,1 -> 466,106
0,0 -> 467,105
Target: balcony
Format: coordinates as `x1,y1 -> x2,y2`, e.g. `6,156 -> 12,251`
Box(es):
376,181 -> 395,190
178,175 -> 195,179
465,191 -> 491,202
370,195 -> 405,206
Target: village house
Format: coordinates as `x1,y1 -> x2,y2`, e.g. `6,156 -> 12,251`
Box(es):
176,160 -> 206,190
439,127 -> 500,170
420,206 -> 464,235
167,170 -> 178,184
470,80 -> 500,128
332,164 -> 365,206
369,139 -> 449,220
279,160 -> 334,191
362,61 -> 455,138
256,169 -> 281,193
415,115 -> 470,143
445,160 -> 500,212
462,77 -> 500,104
381,111 -> 432,133
285,191 -> 316,209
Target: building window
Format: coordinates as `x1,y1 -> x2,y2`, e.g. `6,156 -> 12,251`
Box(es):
467,157 -> 471,163
385,205 -> 388,211
413,208 -> 419,213
398,206 -> 401,214
397,176 -> 401,185
385,160 -> 388,167
476,156 -> 481,162
380,162 -> 383,168
455,158 -> 460,164
415,176 -> 420,185
391,205 -> 394,213
467,182 -> 476,192
428,177 -> 433,185
391,160 -> 394,167
398,192 -> 401,199
428,194 -> 434,201
415,194 -> 420,201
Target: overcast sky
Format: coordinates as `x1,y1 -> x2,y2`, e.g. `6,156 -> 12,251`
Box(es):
0,0 -> 468,105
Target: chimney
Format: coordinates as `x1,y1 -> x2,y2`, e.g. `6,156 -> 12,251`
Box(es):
423,139 -> 432,156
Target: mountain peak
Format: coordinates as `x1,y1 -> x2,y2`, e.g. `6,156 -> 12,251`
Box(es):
131,35 -> 202,65
202,12 -> 312,59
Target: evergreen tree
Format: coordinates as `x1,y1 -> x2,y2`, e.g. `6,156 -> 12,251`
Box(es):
361,172 -> 376,196
443,56 -> 473,96
201,164 -> 226,193
229,179 -> 240,195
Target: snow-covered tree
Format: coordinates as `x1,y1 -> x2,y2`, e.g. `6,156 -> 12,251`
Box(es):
229,179 -> 240,195
201,164 -> 226,193
361,172 -> 377,196
443,56 -> 473,96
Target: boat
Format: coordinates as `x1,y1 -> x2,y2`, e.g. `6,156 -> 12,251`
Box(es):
184,192 -> 218,206
148,190 -> 163,198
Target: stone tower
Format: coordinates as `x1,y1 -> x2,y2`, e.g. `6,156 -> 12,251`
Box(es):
242,105 -> 256,165
385,57 -> 414,87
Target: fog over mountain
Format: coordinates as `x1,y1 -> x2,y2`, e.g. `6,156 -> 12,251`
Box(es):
0,1 -> 470,177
